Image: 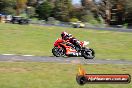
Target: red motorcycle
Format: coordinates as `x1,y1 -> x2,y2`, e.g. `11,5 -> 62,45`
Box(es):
52,38 -> 95,59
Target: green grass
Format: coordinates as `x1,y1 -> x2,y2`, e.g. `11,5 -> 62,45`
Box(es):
0,23 -> 132,60
0,62 -> 131,88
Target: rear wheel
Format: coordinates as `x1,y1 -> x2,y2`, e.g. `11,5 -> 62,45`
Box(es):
52,47 -> 65,57
82,48 -> 95,59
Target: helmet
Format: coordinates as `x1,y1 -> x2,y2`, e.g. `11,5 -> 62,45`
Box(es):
67,34 -> 72,38
61,31 -> 68,39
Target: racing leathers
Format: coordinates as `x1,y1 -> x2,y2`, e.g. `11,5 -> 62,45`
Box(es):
63,35 -> 82,51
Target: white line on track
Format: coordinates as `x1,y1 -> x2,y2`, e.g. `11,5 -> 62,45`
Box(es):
2,54 -> 15,56
87,63 -> 101,64
22,55 -> 34,56
2,54 -> 34,57
106,59 -> 111,60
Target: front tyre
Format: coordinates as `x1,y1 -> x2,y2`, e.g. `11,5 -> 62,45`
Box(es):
82,48 -> 95,59
52,47 -> 65,57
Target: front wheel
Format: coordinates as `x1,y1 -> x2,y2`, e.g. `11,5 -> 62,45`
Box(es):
82,48 -> 95,59
52,47 -> 65,57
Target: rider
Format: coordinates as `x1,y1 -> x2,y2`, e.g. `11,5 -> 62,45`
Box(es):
61,31 -> 82,50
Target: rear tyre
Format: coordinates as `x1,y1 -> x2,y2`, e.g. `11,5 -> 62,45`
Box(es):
52,47 -> 65,57
82,48 -> 95,59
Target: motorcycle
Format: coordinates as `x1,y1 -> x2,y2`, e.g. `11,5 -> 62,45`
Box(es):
52,38 -> 95,59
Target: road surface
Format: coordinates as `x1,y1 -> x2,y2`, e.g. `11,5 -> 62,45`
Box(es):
0,55 -> 132,65
35,23 -> 132,32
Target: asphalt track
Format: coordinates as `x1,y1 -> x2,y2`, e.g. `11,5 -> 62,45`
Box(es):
0,55 -> 132,65
37,24 -> 132,32
85,27 -> 132,32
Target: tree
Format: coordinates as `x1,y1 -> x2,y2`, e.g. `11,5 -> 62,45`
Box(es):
26,6 -> 36,17
94,0 -> 125,24
16,0 -> 28,15
36,1 -> 53,20
125,0 -> 132,24
27,0 -> 37,6
0,0 -> 16,14
54,0 -> 72,22
69,5 -> 84,20
81,0 -> 100,22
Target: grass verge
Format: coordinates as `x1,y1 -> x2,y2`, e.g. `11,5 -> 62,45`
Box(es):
0,23 -> 132,60
0,62 -> 131,88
